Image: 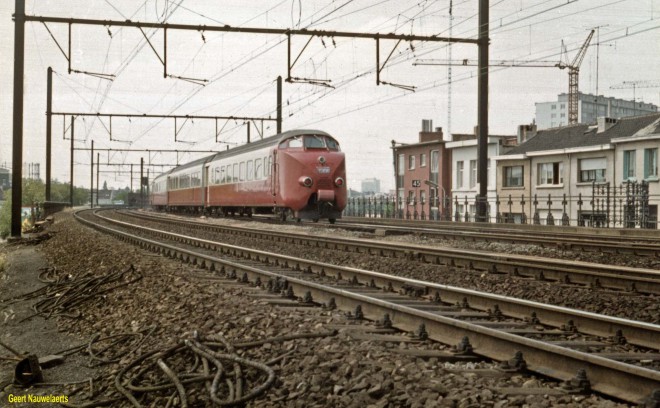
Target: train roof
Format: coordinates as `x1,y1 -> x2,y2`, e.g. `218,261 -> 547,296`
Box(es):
151,129 -> 332,181
213,128 -> 332,159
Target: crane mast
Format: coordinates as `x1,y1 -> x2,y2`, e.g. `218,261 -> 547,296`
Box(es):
567,29 -> 595,124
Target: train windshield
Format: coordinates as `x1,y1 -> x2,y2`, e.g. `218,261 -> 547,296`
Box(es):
279,134 -> 340,151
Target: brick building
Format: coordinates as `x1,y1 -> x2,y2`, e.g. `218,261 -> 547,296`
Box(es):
391,122 -> 451,219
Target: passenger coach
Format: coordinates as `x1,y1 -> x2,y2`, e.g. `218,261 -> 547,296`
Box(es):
150,129 -> 347,223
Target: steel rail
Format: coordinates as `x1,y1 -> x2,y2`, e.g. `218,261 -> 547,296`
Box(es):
339,216 -> 660,256
93,210 -> 660,348
75,209 -> 660,404
122,211 -> 660,295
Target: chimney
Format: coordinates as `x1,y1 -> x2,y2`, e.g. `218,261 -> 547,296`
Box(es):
597,117 -> 617,133
421,119 -> 433,132
517,123 -> 537,144
419,126 -> 443,143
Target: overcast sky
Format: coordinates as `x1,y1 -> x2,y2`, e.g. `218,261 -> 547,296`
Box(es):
1,0 -> 659,192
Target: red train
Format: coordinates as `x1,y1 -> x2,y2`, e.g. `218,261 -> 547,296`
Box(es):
150,129 -> 347,223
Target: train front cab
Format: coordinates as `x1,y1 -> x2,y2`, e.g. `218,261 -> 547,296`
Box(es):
275,133 -> 347,223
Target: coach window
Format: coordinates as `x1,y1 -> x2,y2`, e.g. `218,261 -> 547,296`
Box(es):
268,156 -> 273,176
226,165 -> 232,184
239,162 -> 245,181
255,158 -> 262,180
247,160 -> 253,181
233,164 -> 238,182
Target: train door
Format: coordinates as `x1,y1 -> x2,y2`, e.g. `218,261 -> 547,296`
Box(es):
270,151 -> 279,199
203,164 -> 210,208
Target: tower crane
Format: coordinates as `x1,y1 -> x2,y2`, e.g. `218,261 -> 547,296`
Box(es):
565,29 -> 595,124
414,29 -> 595,124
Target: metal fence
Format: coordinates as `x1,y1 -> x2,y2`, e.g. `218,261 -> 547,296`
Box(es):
343,181 -> 658,229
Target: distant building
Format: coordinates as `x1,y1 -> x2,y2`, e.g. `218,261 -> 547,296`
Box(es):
361,178 -> 381,195
0,167 -> 10,190
535,93 -> 658,129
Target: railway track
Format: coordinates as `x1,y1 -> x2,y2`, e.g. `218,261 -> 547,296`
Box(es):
337,216 -> 660,257
75,208 -> 660,404
120,210 -> 660,296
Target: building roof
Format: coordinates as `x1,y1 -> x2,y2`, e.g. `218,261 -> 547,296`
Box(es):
505,113 -> 660,156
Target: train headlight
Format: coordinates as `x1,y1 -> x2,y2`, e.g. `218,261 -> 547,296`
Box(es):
299,176 -> 313,187
334,177 -> 345,187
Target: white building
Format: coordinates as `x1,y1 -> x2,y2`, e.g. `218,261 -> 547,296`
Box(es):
535,93 -> 657,130
446,133 -> 517,221
495,113 -> 660,228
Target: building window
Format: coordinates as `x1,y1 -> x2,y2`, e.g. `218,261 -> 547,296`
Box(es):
623,150 -> 636,180
431,151 -> 439,172
538,162 -> 564,185
469,160 -> 477,188
560,113 -> 566,118
420,153 -> 427,167
579,157 -> 606,182
456,161 -> 464,189
551,104 -> 556,110
644,148 -> 658,179
420,190 -> 426,204
560,103 -> 565,109
504,166 -> 523,187
409,155 -> 416,170
408,190 -> 415,205
538,162 -> 563,185
551,113 -> 556,118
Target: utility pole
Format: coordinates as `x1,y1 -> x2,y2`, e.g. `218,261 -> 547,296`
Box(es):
140,157 -> 144,208
90,140 -> 94,208
46,66 -> 53,201
11,0 -> 25,237
277,76 -> 282,134
476,0 -> 489,222
96,153 -> 99,207
69,116 -> 74,207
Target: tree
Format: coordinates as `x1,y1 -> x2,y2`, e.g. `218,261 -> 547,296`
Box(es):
0,179 -> 89,238
0,179 -> 45,238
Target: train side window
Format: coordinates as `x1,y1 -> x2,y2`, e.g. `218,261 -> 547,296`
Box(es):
220,166 -> 225,184
233,164 -> 238,182
255,158 -> 262,180
247,160 -> 253,181
264,157 -> 269,176
268,156 -> 273,176
226,165 -> 232,183
239,162 -> 245,181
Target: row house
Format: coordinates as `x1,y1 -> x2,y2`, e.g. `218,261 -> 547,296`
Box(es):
494,113 -> 660,227
391,123 -> 451,219
446,131 -> 517,221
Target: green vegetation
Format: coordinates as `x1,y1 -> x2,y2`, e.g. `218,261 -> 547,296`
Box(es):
0,179 -> 89,238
